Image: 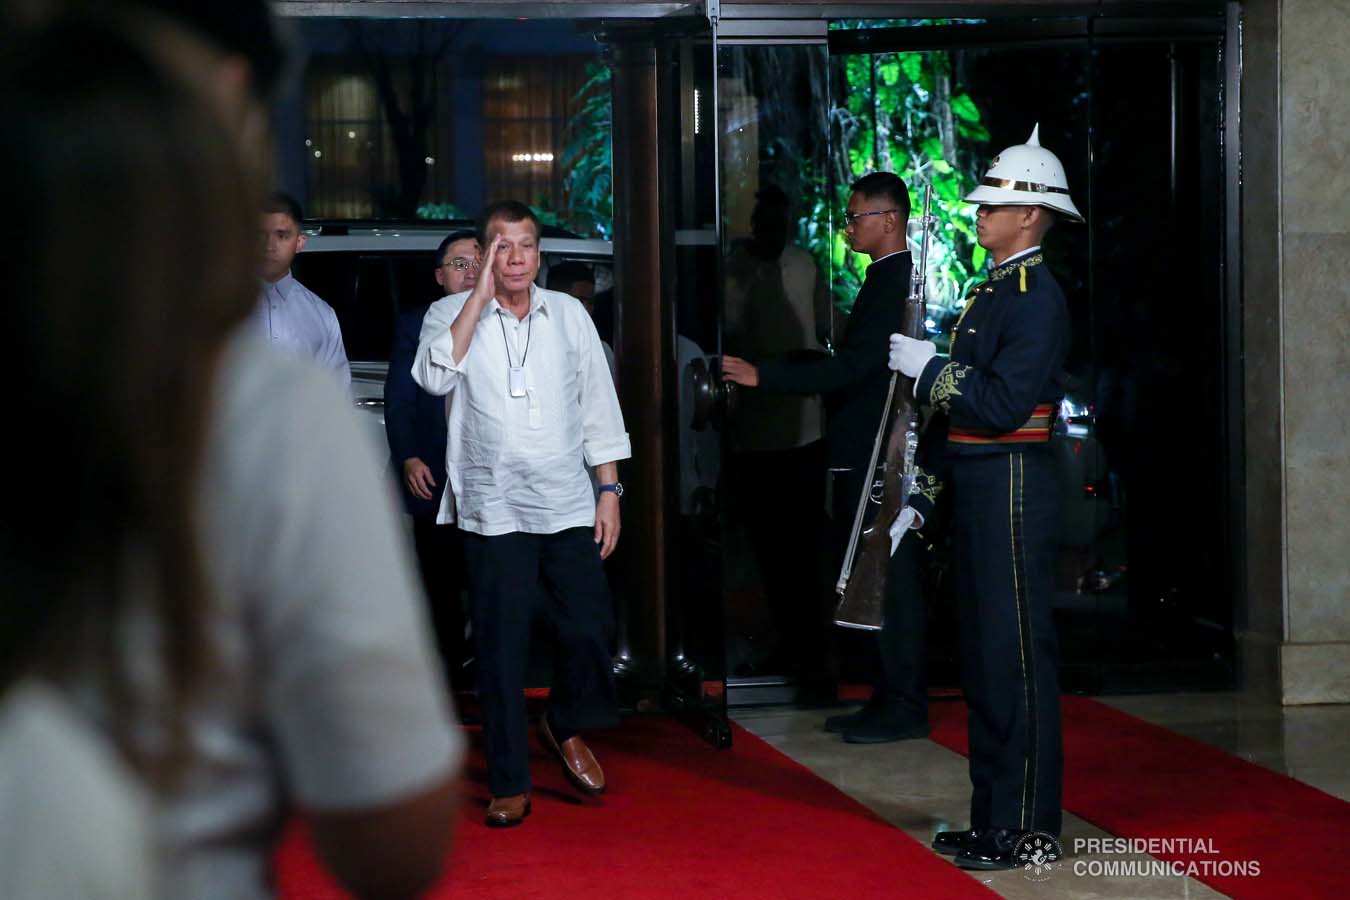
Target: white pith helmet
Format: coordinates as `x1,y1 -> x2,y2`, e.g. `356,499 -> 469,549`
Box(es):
963,124 -> 1083,223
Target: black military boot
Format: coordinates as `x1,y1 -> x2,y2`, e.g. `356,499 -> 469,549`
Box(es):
931,828 -> 983,857
955,828 -> 1037,871
841,702 -> 929,744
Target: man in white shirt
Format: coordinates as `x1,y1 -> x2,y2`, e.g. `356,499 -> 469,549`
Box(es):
413,200 -> 630,828
256,191 -> 352,389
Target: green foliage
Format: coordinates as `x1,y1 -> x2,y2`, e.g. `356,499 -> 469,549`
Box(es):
901,55 -> 924,84
829,18 -> 988,30
558,61 -> 614,239
950,93 -> 981,123
820,49 -> 991,326
416,202 -> 467,220
529,201 -> 565,230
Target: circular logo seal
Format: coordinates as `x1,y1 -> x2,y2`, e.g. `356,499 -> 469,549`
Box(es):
1013,832 -> 1063,882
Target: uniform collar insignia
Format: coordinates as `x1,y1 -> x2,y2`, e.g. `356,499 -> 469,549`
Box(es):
988,253 -> 1043,281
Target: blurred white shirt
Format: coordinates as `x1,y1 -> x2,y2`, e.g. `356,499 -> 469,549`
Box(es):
0,682 -> 153,900
148,333 -> 461,900
412,285 -> 630,535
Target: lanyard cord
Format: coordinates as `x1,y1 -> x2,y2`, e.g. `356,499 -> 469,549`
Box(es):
497,304 -> 532,367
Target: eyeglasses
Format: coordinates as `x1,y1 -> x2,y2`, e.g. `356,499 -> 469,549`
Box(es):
441,257 -> 482,272
842,208 -> 898,227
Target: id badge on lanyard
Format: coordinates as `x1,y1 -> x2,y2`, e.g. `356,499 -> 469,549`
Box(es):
499,307 -> 532,399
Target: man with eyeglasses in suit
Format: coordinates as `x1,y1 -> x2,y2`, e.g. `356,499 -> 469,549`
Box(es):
722,172 -> 929,743
384,229 -> 482,689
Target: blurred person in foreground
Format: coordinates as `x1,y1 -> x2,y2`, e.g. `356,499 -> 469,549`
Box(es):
0,19 -> 256,899
385,229 -> 483,688
2,6 -> 466,899
413,201 -> 630,827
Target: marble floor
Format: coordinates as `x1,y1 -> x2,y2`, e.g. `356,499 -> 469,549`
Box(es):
733,692 -> 1350,899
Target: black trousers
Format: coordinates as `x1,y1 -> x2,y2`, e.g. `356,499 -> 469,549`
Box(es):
951,449 -> 1063,836
412,517 -> 467,689
831,468 -> 928,724
725,441 -> 828,682
463,526 -> 619,797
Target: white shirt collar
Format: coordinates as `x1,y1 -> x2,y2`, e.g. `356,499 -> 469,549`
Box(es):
482,283 -> 550,321
870,249 -> 912,265
261,270 -> 295,298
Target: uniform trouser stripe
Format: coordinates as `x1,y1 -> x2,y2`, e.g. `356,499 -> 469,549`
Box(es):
1009,453 -> 1039,830
954,450 -> 1061,835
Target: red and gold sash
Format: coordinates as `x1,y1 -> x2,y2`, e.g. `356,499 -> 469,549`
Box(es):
949,402 -> 1056,445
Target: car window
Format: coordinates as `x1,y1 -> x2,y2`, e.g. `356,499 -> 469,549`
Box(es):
294,253 -> 396,363
295,251 -> 446,363
293,252 -> 358,319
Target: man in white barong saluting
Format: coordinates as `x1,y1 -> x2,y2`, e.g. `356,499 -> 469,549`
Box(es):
412,200 -> 630,828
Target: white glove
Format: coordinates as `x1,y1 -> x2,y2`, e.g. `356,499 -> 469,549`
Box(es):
888,334 -> 937,379
889,506 -> 919,556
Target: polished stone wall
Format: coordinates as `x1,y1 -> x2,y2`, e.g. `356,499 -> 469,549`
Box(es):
1244,0 -> 1350,703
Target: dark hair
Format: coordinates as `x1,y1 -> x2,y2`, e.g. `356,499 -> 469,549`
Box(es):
0,19 -> 257,772
132,0 -> 287,99
478,200 -> 541,245
436,229 -> 479,266
850,171 -> 911,220
546,261 -> 594,292
264,190 -> 303,226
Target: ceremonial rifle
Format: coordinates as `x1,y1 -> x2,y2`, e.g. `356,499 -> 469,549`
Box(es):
833,185 -> 935,630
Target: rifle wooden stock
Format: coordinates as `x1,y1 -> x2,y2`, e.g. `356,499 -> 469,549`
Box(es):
832,301 -> 924,630
834,185 -> 935,631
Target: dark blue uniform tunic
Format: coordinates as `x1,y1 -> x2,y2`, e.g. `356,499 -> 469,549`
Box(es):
913,250 -> 1069,837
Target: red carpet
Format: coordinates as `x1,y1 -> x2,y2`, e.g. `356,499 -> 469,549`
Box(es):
275,716 -> 996,899
929,695 -> 1350,899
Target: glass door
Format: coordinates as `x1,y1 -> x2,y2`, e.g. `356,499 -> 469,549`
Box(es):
659,22 -> 734,741
715,38 -> 839,706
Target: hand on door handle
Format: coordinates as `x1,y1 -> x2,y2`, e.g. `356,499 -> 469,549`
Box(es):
719,354 -> 759,387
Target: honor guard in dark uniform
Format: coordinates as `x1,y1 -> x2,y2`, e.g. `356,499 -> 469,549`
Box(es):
889,125 -> 1080,869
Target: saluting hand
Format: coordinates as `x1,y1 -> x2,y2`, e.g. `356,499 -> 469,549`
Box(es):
468,233 -> 502,305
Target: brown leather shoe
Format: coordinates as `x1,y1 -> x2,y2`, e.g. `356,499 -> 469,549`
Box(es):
485,793 -> 531,828
539,716 -> 606,796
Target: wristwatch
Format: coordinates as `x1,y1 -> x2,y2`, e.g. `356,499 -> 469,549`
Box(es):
598,482 -> 624,499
